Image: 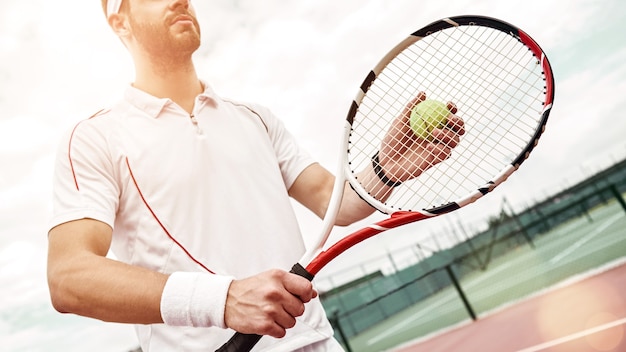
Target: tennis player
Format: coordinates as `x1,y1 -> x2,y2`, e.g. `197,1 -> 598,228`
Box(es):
46,1 -> 464,351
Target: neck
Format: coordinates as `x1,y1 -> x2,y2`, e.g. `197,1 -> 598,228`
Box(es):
132,54 -> 202,114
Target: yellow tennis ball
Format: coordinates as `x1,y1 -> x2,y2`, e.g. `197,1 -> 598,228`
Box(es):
409,100 -> 450,140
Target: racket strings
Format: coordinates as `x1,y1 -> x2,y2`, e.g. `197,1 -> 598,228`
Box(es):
349,25 -> 548,212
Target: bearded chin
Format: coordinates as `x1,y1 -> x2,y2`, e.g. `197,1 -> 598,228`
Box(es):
132,21 -> 201,65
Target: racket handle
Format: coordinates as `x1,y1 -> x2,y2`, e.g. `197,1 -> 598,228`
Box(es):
214,333 -> 262,352
289,262 -> 315,281
214,264 -> 315,352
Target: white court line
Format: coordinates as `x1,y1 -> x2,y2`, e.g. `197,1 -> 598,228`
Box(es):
549,212 -> 623,265
516,317 -> 626,352
366,292 -> 454,345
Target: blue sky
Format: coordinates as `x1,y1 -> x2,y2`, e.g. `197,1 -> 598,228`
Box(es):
0,0 -> 625,351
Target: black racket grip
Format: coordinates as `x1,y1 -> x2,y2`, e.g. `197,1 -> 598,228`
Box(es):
289,262 -> 315,281
214,264 -> 315,352
214,333 -> 262,352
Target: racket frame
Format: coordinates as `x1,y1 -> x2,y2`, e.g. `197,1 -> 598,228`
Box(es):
306,16 -> 554,275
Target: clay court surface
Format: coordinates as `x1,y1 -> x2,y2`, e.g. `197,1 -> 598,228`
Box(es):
394,262 -> 626,352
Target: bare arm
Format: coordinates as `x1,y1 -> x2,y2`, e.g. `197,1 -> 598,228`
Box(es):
47,218 -> 168,324
288,163 -> 384,226
47,218 -> 315,337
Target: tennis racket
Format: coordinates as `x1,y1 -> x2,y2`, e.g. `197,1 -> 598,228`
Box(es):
216,14 -> 554,351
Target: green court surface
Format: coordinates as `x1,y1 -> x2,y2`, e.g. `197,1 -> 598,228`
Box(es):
346,199 -> 626,352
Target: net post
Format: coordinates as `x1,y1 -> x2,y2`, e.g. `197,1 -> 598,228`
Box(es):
328,309 -> 353,352
609,184 -> 626,214
445,264 -> 477,321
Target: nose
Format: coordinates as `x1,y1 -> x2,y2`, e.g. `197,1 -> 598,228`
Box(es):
169,0 -> 190,10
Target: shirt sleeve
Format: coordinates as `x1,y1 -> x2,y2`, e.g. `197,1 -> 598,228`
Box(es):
49,118 -> 120,231
249,104 -> 316,189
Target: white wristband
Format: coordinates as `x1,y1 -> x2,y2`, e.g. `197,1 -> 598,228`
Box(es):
160,272 -> 234,328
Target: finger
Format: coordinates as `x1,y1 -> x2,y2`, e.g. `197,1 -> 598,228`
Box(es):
446,101 -> 458,114
256,298 -> 297,337
402,91 -> 427,118
384,92 -> 426,157
274,309 -> 298,331
431,128 -> 461,148
283,273 -> 315,302
230,305 -> 287,338
426,143 -> 453,163
395,92 -> 427,141
446,115 -> 466,135
262,321 -> 288,338
381,92 -> 431,161
281,295 -> 306,319
254,299 -> 298,337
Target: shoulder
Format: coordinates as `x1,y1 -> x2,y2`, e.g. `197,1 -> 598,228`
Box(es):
70,105 -> 124,132
221,98 -> 273,118
83,107 -> 113,124
220,98 -> 280,132
59,107 -> 120,148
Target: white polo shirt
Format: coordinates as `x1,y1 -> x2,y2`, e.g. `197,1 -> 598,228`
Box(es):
50,82 -> 339,351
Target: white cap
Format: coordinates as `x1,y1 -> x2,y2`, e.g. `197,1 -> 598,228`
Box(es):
106,0 -> 122,16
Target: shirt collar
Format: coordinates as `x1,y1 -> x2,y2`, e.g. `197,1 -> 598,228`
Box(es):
123,80 -> 219,119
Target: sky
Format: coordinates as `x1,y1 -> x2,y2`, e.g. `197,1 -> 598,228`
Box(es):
0,0 -> 625,351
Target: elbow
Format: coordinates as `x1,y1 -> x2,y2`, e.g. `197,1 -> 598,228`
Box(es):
48,275 -> 72,314
334,208 -> 370,227
334,218 -> 353,227
47,266 -> 81,315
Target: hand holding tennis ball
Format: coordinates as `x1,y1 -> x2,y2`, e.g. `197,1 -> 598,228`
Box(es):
409,99 -> 451,141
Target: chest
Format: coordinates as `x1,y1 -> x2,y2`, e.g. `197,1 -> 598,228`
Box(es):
115,104 -> 279,203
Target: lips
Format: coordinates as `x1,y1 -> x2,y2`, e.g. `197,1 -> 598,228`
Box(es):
173,15 -> 194,24
170,13 -> 198,27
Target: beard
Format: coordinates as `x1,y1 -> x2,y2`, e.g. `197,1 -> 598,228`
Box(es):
128,10 -> 202,66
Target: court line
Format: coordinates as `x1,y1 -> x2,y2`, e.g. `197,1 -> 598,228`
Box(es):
468,206 -> 623,290
365,291 -> 455,345
549,212 -> 623,265
516,317 -> 626,352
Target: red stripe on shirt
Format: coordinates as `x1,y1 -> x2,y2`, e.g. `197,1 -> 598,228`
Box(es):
125,157 -> 216,274
67,109 -> 106,191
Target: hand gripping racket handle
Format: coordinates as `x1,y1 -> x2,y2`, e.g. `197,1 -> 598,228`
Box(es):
214,264 -> 315,352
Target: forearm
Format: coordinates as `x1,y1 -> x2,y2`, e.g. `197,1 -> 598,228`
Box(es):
289,162 -> 394,227
335,162 -> 394,226
48,219 -> 233,328
48,252 -> 168,324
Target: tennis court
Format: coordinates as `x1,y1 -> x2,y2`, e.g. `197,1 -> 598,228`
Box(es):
393,262 -> 626,351
343,197 -> 626,351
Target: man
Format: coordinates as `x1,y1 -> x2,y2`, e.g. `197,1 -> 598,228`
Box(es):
47,0 -> 464,351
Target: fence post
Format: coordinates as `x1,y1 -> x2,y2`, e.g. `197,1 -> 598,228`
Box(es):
329,309 -> 353,352
610,185 -> 626,214
445,265 -> 477,321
